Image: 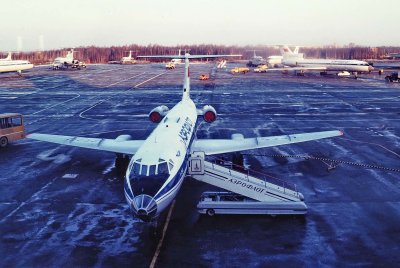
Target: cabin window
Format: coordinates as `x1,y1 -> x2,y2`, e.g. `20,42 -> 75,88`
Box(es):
11,116 -> 22,127
0,118 -> 12,129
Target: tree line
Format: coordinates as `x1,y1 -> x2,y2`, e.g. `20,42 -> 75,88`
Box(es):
4,44 -> 400,64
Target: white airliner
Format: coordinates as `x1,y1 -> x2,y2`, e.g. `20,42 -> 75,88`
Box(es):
121,50 -> 136,64
280,46 -> 373,74
52,49 -> 86,70
266,46 -> 299,67
0,52 -> 34,75
247,50 -> 266,67
27,53 -> 343,222
171,49 -> 183,64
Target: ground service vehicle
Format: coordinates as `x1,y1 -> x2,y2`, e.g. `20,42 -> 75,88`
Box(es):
385,72 -> 400,83
197,191 -> 307,216
0,113 -> 26,147
165,62 -> 175,69
231,67 -> 250,74
199,74 -> 209,80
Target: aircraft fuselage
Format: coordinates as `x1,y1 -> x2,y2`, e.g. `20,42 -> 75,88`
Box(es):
124,97 -> 198,221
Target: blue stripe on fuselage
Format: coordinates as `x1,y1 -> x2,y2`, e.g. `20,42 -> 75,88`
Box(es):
153,118 -> 200,201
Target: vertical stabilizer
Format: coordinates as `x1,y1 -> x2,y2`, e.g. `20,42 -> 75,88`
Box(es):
5,52 -> 12,60
182,53 -> 190,100
280,45 -> 293,55
66,49 -> 74,59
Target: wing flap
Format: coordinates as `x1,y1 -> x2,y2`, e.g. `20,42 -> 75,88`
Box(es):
192,130 -> 343,155
27,133 -> 143,155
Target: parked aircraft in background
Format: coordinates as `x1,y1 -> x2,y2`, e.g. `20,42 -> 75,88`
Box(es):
247,50 -> 266,67
267,46 -> 299,67
0,52 -> 33,75
52,49 -> 86,70
263,46 -> 373,77
121,50 -> 136,64
27,53 -> 342,223
171,49 -> 183,64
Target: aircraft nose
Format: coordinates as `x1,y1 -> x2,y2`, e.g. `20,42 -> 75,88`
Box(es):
369,65 -> 374,72
131,194 -> 158,222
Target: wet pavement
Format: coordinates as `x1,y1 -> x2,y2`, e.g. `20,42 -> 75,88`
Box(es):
0,64 -> 400,267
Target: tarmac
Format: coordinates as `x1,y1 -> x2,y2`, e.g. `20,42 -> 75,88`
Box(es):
0,63 -> 400,267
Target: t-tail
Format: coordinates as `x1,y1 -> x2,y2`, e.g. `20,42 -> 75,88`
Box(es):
137,53 -> 242,100
5,52 -> 12,60
183,54 -> 190,100
66,49 -> 75,59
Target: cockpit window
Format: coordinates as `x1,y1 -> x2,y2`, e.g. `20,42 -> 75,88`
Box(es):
141,165 -> 148,176
149,165 -> 156,176
168,160 -> 174,171
158,162 -> 169,174
133,162 -> 141,174
129,161 -> 170,196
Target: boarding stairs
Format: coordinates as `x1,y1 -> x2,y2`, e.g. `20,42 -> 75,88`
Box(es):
187,152 -> 307,214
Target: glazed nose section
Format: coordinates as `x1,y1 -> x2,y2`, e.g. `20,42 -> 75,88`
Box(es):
131,194 -> 157,222
368,65 -> 374,72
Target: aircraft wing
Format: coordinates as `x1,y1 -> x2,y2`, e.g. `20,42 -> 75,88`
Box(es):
191,130 -> 343,155
27,133 -> 144,155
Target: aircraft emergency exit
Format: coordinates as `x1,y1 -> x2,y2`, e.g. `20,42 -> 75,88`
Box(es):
27,53 -> 343,222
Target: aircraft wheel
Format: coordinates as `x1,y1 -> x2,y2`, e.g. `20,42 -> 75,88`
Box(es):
206,209 -> 215,217
0,137 -> 8,148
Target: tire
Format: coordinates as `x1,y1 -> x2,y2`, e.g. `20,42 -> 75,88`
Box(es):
0,137 -> 8,148
206,209 -> 215,217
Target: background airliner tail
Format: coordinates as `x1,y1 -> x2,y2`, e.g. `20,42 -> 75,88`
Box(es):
137,54 -> 241,100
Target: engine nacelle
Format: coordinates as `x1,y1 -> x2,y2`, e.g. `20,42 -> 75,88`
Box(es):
202,105 -> 217,123
149,105 -> 169,123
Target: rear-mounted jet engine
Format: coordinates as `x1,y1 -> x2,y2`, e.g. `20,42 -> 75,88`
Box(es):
202,105 -> 217,123
149,105 -> 169,123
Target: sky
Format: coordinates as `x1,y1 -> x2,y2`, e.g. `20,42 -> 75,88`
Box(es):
1,0 -> 399,51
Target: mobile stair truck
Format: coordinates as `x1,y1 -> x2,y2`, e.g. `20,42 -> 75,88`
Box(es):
187,152 -> 307,216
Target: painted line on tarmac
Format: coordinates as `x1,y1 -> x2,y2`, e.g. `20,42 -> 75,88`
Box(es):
27,93 -> 81,116
79,72 -> 166,120
149,200 -> 176,268
104,72 -> 146,88
78,72 -> 148,119
133,72 -> 166,88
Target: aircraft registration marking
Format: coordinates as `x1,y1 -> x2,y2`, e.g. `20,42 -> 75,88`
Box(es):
178,117 -> 193,145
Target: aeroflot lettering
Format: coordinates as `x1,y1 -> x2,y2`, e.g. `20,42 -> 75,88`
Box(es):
228,178 -> 265,194
178,117 -> 193,145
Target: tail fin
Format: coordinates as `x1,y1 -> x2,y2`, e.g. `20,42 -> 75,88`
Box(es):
66,49 -> 74,59
2,52 -> 12,60
136,53 -> 241,100
6,52 -> 12,60
280,45 -> 293,55
293,46 -> 300,54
